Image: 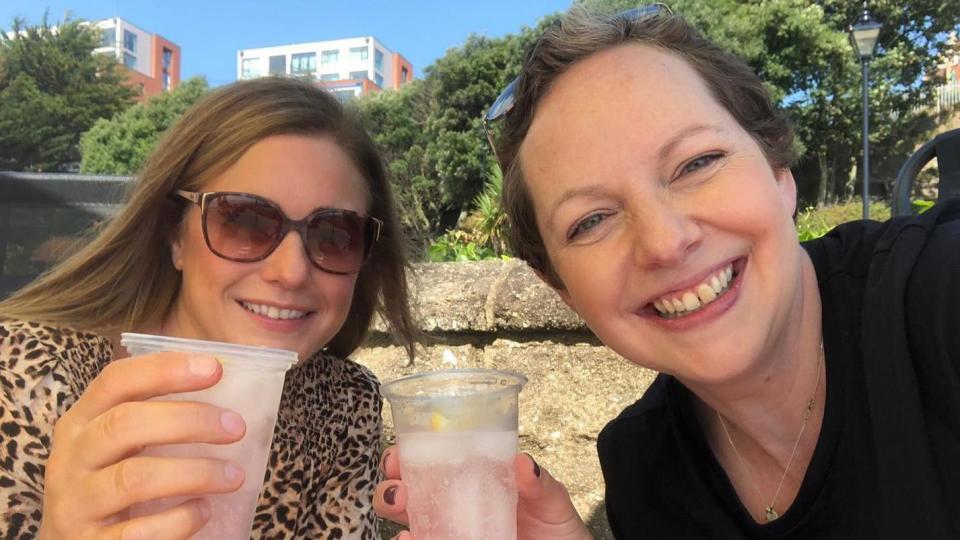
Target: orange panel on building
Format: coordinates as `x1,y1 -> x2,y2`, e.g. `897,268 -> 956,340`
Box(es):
391,53 -> 413,89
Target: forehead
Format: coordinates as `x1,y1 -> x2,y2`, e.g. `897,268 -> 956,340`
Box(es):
201,133 -> 370,215
520,43 -> 732,169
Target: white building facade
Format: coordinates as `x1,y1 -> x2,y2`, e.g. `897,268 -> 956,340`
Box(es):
237,36 -> 413,102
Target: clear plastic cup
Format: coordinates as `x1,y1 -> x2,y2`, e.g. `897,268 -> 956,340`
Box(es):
383,369 -> 527,540
120,333 -> 297,540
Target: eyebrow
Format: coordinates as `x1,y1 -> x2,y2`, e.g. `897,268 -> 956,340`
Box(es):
545,123 -> 727,228
656,123 -> 727,162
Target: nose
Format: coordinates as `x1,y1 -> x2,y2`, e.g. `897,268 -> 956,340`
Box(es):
259,230 -> 312,288
630,200 -> 702,270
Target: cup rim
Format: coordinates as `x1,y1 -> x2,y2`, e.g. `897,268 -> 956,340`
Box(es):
381,368 -> 527,402
120,332 -> 298,367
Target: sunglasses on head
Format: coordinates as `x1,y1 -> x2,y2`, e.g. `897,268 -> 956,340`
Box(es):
175,190 -> 382,275
481,4 -> 672,164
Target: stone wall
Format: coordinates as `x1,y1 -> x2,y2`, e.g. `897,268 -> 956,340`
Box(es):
353,260 -> 657,539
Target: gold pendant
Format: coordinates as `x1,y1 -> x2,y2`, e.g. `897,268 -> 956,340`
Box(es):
765,506 -> 779,522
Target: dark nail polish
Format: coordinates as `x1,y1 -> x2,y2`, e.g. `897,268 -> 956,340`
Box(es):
384,485 -> 398,505
532,458 -> 541,478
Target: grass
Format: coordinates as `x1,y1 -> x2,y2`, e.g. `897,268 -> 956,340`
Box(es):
795,200 -> 892,241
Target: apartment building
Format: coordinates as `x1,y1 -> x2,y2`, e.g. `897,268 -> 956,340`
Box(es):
92,17 -> 181,101
237,36 -> 413,102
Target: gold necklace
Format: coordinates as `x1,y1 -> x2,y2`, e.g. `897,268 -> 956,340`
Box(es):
716,343 -> 824,523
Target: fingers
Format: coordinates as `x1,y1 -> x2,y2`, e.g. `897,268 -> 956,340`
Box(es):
373,480 -> 409,526
76,401 -> 246,469
380,445 -> 402,480
66,353 -> 223,424
98,498 -> 211,540
515,453 -> 590,536
389,532 -> 415,540
81,456 -> 245,519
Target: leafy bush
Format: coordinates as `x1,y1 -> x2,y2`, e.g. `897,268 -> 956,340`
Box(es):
795,200 -> 893,241
427,230 -> 501,262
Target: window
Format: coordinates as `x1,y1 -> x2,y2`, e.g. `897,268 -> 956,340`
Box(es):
349,70 -> 368,81
401,66 -> 409,82
350,46 -> 369,61
268,55 -> 286,75
162,48 -> 173,91
123,30 -> 136,51
321,49 -> 339,64
100,28 -> 115,48
291,52 -> 316,75
241,58 -> 260,79
334,90 -> 355,103
320,73 -> 339,81
375,73 -> 384,87
123,52 -> 136,69
374,49 -> 384,71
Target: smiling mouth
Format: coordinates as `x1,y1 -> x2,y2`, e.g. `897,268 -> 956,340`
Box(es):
650,262 -> 740,319
239,301 -> 311,321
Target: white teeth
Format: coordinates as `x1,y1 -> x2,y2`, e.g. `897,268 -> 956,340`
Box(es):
710,276 -> 723,294
651,263 -> 736,319
681,292 -> 700,311
696,283 -> 717,303
241,302 -> 307,320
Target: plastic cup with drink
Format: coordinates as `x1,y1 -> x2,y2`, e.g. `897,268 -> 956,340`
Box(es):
120,333 -> 297,540
383,368 -> 527,540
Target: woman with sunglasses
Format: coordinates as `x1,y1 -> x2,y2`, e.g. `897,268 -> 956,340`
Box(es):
0,77 -> 416,539
375,5 -> 960,539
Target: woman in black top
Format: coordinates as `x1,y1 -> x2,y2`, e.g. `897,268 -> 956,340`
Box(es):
375,6 -> 960,539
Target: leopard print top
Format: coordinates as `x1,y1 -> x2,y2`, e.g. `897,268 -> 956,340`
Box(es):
0,320 -> 383,539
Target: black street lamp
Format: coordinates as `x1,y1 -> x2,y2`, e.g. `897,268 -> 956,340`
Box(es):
849,2 -> 882,219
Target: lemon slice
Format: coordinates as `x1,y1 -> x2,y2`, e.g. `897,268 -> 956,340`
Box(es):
430,412 -> 449,431
215,355 -> 228,366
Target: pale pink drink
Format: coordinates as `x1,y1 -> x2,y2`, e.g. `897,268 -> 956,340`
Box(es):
383,369 -> 527,540
120,333 -> 297,540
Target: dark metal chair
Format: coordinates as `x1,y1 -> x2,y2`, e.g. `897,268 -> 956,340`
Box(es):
891,128 -> 960,216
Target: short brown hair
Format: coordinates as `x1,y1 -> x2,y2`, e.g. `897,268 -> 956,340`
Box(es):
0,77 -> 417,360
497,6 -> 796,288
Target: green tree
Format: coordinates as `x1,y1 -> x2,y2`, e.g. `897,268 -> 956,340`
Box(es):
0,14 -> 136,171
579,0 -> 960,206
80,77 -> 209,174
357,19 -> 555,247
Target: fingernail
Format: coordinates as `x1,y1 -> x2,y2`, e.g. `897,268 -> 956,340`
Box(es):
188,355 -> 218,377
220,411 -> 245,435
532,457 -> 541,478
384,485 -> 397,505
224,463 -> 244,484
380,449 -> 391,474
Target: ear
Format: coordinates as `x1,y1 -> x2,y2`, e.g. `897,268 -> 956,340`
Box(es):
532,268 -> 578,313
775,167 -> 797,217
169,226 -> 184,271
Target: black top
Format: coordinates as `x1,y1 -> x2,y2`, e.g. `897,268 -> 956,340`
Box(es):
597,199 -> 960,539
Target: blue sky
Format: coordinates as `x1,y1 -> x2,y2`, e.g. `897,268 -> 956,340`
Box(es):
1,0 -> 573,87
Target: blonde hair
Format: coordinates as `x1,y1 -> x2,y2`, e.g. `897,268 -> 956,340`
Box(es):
0,77 -> 416,359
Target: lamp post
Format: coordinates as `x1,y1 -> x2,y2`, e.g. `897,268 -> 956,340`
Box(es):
849,2 -> 882,219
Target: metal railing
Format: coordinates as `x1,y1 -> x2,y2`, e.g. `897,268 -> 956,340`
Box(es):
0,172 -> 134,296
934,81 -> 960,112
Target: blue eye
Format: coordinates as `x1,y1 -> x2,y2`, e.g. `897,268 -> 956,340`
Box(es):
569,213 -> 608,239
681,153 -> 723,175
